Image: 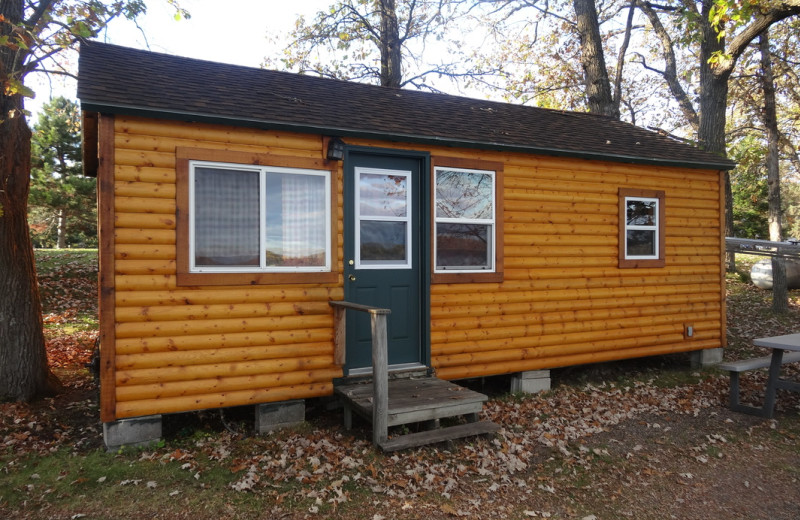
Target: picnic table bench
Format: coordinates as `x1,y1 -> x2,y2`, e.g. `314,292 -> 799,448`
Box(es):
719,334 -> 800,418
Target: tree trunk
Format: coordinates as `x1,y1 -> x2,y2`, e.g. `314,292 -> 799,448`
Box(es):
379,0 -> 402,88
0,100 -> 59,401
771,257 -> 788,314
573,0 -> 617,118
760,32 -> 782,243
0,0 -> 60,401
697,1 -> 735,270
57,208 -> 68,248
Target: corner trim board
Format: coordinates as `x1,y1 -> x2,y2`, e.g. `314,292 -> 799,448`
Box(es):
98,114 -> 117,422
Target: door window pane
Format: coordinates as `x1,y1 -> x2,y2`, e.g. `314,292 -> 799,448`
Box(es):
194,167 -> 260,267
360,221 -> 408,263
359,173 -> 408,217
356,168 -> 411,269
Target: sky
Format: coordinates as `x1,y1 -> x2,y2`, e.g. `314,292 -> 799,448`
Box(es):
27,0 -> 331,118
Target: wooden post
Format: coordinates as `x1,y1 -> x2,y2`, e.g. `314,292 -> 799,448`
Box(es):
328,300 -> 391,447
332,305 -> 346,365
371,312 -> 389,445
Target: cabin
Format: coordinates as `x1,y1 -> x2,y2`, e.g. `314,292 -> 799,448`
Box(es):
77,41 -> 735,450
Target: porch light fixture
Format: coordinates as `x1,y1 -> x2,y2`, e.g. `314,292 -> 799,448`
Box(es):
326,136 -> 345,161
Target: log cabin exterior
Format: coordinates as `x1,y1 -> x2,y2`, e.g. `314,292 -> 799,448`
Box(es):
77,42 -> 735,434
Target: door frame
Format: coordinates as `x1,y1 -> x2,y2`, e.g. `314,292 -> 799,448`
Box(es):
341,145 -> 431,374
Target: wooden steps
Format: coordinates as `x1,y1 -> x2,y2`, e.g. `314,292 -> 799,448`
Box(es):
335,376 -> 499,450
379,421 -> 500,452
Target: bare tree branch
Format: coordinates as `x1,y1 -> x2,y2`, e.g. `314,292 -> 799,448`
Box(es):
24,0 -> 55,29
636,0 -> 699,130
612,2 -> 635,118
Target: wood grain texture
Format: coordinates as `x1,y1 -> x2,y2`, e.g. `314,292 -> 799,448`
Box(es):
106,117 -> 342,419
428,154 -> 724,380
98,114 -> 117,422
101,115 -> 725,419
115,383 -> 333,418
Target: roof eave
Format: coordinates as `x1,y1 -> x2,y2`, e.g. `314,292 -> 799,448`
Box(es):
79,101 -> 736,171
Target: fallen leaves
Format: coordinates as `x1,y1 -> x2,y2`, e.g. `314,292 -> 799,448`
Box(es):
5,252 -> 798,519
46,330 -> 97,369
37,253 -> 98,319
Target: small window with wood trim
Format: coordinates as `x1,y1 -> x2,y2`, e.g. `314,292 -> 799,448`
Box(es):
176,148 -> 337,286
619,188 -> 665,268
434,166 -> 495,272
431,157 -> 504,284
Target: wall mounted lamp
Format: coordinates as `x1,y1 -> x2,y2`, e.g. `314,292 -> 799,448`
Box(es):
326,136 -> 345,161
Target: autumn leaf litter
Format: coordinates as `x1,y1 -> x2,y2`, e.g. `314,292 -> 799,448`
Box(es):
4,252 -> 800,518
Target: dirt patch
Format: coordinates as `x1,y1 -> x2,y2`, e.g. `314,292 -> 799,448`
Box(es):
575,410 -> 800,520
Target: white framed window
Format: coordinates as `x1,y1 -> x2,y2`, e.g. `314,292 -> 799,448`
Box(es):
189,161 -> 331,273
624,196 -> 659,259
619,188 -> 665,268
354,167 -> 412,270
434,166 -> 495,272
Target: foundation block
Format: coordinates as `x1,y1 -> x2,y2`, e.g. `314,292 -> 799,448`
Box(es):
103,415 -> 162,450
690,347 -> 724,368
511,370 -> 551,394
255,399 -> 305,433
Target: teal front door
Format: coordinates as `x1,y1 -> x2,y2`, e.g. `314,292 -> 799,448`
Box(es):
343,151 -> 425,374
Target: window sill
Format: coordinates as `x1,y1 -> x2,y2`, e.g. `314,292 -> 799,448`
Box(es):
618,258 -> 666,269
431,271 -> 504,284
176,271 -> 339,286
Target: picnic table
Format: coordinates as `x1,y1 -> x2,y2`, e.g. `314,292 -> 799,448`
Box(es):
719,333 -> 800,418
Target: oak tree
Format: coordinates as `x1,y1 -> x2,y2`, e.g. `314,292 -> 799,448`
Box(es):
635,1 -> 800,252
268,0 -> 497,90
0,0 -> 185,401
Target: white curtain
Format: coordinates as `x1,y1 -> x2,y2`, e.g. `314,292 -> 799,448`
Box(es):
194,167 -> 259,266
276,173 -> 325,266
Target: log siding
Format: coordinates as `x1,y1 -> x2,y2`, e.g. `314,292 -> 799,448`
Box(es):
107,117 -> 343,419
431,155 -> 723,380
100,115 -> 725,420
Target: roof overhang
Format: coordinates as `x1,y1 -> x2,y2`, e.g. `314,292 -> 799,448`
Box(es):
79,100 -> 736,172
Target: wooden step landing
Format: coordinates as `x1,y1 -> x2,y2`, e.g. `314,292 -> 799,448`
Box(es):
335,376 -> 499,449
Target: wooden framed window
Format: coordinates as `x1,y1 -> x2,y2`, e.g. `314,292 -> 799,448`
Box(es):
619,188 -> 665,268
431,157 -> 503,284
176,148 -> 337,286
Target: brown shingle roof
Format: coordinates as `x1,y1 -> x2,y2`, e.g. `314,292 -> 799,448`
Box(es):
77,41 -> 734,170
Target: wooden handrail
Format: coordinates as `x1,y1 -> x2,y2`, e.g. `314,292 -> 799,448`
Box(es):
329,300 -> 391,446
329,300 -> 392,314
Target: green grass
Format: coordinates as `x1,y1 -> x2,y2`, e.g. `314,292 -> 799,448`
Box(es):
0,446 -> 293,519
34,248 -> 98,272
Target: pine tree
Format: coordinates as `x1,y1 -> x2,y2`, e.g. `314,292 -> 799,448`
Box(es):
29,97 -> 96,249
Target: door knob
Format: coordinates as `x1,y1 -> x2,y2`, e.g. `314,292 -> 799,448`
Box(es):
348,274 -> 356,281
